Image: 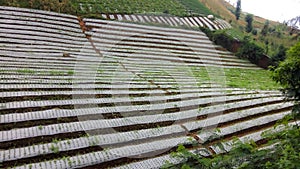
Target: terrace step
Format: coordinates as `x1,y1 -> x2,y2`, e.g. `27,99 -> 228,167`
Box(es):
0,92 -> 281,115
0,95 -> 284,124
1,102 -> 291,167
12,136 -> 193,169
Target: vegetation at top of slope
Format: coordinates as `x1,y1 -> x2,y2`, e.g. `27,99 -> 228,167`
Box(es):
176,0 -> 213,16
199,0 -> 299,64
74,0 -> 187,16
203,24 -> 290,69
201,28 -> 267,67
234,0 -> 241,20
201,28 -> 238,52
0,0 -> 215,17
0,0 -> 75,13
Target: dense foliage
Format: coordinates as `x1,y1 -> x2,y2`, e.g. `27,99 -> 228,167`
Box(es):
261,20 -> 270,36
237,37 -> 265,65
272,41 -> 300,118
164,125 -> 300,169
235,0 -> 241,20
205,30 -> 237,52
202,28 -> 267,67
0,0 -> 74,13
200,28 -> 239,52
245,14 -> 253,33
271,44 -> 287,66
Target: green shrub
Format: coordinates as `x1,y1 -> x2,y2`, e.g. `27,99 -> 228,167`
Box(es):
211,31 -> 236,51
271,44 -> 287,66
201,28 -> 237,52
237,37 -> 264,64
165,116 -> 300,169
252,29 -> 258,35
272,41 -> 300,116
245,14 -> 254,33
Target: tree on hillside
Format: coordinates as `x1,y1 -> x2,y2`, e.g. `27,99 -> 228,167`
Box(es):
235,0 -> 241,20
245,14 -> 253,33
261,20 -> 270,36
273,41 -> 300,117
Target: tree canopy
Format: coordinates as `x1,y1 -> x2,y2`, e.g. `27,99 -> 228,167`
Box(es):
235,0 -> 241,20
273,41 -> 300,116
245,14 -> 253,33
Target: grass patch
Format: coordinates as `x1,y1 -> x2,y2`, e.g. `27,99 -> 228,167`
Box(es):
177,0 -> 214,16
16,69 -> 36,74
225,68 -> 280,90
225,28 -> 245,41
191,67 -> 280,90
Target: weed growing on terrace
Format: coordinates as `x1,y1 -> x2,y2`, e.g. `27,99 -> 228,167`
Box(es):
16,69 -> 35,74
225,68 -> 280,90
38,125 -> 43,130
49,70 -> 66,76
50,144 -> 60,154
67,70 -> 74,75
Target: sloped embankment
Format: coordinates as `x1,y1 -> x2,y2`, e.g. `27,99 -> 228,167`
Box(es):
0,6 -> 291,169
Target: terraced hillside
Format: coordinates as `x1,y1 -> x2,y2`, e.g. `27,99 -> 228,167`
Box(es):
99,14 -> 231,30
0,6 -> 292,169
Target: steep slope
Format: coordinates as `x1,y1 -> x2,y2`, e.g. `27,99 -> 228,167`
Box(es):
199,0 -> 298,59
0,6 -> 291,169
199,0 -> 280,27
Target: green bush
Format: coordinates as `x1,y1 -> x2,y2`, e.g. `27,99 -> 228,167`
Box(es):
252,29 -> 258,35
271,44 -> 287,66
0,0 -> 75,14
237,37 -> 265,64
211,31 -> 236,52
272,41 -> 300,115
245,14 -> 253,33
76,0 -> 188,16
